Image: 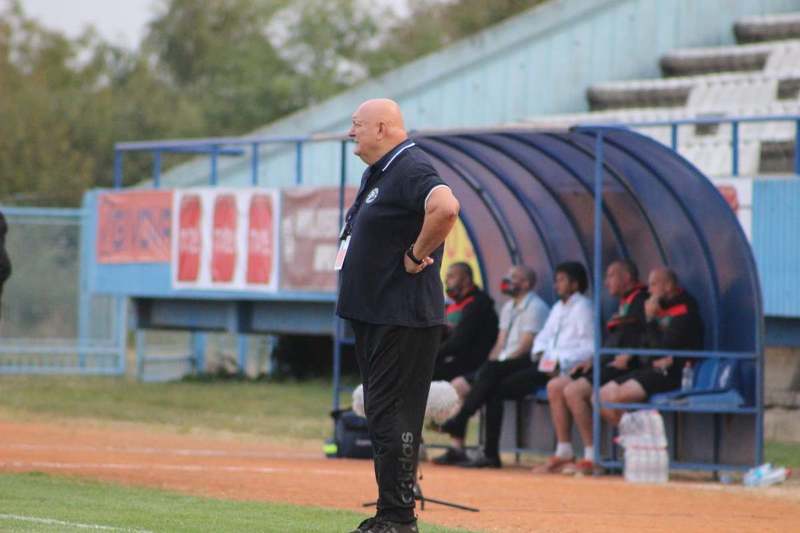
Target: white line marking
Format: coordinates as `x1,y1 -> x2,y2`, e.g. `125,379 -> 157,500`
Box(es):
0,513 -> 153,532
2,460 -> 362,477
1,443 -> 319,460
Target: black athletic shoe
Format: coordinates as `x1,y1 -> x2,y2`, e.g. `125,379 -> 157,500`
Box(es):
365,519 -> 419,533
432,446 -> 468,466
459,453 -> 501,469
350,516 -> 378,533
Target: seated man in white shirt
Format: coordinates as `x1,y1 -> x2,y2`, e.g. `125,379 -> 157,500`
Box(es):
433,265 -> 550,467
530,261 -> 595,474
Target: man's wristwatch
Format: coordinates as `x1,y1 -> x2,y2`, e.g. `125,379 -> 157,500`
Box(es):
406,244 -> 424,265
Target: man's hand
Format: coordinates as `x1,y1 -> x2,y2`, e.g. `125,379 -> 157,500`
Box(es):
608,354 -> 631,370
644,295 -> 661,319
404,252 -> 434,274
570,360 -> 592,376
652,356 -> 673,370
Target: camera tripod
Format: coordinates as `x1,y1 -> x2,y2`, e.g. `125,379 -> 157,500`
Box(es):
362,457 -> 479,513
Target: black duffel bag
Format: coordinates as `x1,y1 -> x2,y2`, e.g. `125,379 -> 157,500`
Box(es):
325,408 -> 372,459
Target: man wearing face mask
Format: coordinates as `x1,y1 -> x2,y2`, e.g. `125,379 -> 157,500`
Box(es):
432,262 -> 498,382
433,265 -> 549,467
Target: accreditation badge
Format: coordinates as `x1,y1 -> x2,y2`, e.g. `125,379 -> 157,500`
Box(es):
334,236 -> 351,271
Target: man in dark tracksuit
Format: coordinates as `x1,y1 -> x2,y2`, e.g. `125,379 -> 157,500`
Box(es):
337,99 -> 460,533
433,262 -> 498,382
0,211 -> 11,320
600,267 -> 704,426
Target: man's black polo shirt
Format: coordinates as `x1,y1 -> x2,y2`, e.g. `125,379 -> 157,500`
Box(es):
336,139 -> 449,328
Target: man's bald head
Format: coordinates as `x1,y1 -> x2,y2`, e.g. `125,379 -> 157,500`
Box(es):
647,266 -> 679,299
349,98 -> 408,165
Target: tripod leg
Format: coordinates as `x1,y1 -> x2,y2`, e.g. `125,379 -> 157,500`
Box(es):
417,496 -> 479,513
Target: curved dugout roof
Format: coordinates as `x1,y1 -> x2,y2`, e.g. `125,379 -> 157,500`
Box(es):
415,127 -> 762,353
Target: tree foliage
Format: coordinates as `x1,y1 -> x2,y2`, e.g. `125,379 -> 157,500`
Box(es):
0,0 -> 543,206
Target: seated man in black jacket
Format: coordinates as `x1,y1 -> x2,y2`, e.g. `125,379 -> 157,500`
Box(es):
599,267 -> 704,426
433,262 -> 498,382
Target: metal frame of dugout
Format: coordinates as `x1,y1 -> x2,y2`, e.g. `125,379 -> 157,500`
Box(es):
111,115 -> 782,472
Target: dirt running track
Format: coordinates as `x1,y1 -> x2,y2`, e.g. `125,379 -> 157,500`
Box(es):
1,419 -> 798,532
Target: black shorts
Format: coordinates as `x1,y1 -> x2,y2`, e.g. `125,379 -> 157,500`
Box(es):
571,365 -> 629,385
613,365 -> 682,397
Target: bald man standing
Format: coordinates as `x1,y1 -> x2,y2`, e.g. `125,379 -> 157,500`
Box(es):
337,99 -> 459,533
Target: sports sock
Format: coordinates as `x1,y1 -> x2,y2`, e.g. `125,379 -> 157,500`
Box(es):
555,442 -> 574,459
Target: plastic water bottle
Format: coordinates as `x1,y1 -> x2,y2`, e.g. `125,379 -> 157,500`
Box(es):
681,362 -> 694,392
744,464 -> 791,487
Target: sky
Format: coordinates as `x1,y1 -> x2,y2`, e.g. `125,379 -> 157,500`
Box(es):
17,0 -> 417,49
19,0 -> 160,47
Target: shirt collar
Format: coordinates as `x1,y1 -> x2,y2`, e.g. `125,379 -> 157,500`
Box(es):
369,139 -> 416,174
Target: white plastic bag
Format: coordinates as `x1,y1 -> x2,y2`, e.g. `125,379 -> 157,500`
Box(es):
617,409 -> 669,484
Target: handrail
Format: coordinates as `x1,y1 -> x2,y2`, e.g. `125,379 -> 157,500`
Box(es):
597,347 -> 757,359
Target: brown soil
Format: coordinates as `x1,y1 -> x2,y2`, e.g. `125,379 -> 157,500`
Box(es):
1,418 -> 798,532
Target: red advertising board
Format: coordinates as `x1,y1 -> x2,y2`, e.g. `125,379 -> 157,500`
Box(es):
246,193 -> 275,285
177,193 -> 202,282
97,190 -> 172,264
280,187 -> 356,291
211,194 -> 238,283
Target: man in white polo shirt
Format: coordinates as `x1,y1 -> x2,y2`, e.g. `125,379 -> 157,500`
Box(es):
434,264 -> 549,467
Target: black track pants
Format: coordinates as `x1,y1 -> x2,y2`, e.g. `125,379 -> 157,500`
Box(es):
351,321 -> 440,523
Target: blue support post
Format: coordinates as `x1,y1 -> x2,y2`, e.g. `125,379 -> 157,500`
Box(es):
192,332 -> 207,374
295,141 -> 304,185
795,120 -> 800,175
77,203 -> 91,370
670,124 -> 678,151
756,320 -> 764,465
731,121 -> 739,176
251,142 -> 260,185
210,145 -> 219,185
237,335 -> 248,376
332,139 -> 348,413
135,329 -> 146,380
116,296 -> 128,375
113,151 -> 123,189
153,151 -> 162,189
591,131 -> 604,466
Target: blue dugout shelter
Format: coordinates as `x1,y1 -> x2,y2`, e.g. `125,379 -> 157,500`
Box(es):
409,126 -> 762,471
106,124 -> 763,471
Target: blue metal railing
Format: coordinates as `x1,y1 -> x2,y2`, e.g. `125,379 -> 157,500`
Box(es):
594,113 -> 800,177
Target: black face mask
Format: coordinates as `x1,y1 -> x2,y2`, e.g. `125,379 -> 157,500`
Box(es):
500,278 -> 521,297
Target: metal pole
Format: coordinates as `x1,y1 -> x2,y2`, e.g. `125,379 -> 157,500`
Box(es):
332,139 -> 348,413
670,124 -> 678,151
795,120 -> 800,176
116,296 -> 128,375
755,319 -> 764,465
113,151 -> 123,189
295,141 -> 304,185
591,131 -> 604,466
210,145 -> 219,185
251,142 -> 260,185
731,121 -> 739,176
153,151 -> 162,189
237,335 -> 249,377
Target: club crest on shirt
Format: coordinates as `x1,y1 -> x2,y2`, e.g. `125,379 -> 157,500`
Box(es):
365,188 -> 379,204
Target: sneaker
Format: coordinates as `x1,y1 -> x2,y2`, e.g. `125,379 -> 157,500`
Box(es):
459,453 -> 501,469
561,459 -> 601,476
365,519 -> 419,533
531,455 -> 574,474
350,516 -> 378,533
432,447 -> 468,465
